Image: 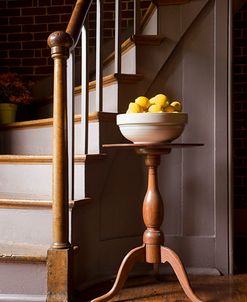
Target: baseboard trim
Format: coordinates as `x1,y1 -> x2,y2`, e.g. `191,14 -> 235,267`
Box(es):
0,294 -> 46,302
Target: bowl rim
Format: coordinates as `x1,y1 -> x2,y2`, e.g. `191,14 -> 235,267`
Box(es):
117,112 -> 188,125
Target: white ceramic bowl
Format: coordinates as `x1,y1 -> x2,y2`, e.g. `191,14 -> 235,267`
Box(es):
117,112 -> 188,144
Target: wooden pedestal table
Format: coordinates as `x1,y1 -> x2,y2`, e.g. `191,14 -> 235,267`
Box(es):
92,143 -> 204,302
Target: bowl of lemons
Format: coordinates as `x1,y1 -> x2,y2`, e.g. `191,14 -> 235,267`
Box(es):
117,94 -> 188,144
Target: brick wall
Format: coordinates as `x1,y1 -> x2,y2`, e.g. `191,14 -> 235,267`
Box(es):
233,4 -> 247,210
0,0 -> 150,83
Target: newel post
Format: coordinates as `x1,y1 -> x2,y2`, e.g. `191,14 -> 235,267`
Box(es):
47,31 -> 74,302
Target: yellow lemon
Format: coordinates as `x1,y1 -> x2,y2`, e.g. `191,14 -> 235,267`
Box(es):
126,102 -> 143,113
164,105 -> 176,112
170,100 -> 182,112
154,94 -> 169,108
135,96 -> 150,110
148,104 -> 163,113
149,97 -> 156,105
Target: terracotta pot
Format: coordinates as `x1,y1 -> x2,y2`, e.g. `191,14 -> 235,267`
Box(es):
0,103 -> 18,124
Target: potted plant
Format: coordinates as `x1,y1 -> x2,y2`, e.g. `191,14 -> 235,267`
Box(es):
0,72 -> 32,124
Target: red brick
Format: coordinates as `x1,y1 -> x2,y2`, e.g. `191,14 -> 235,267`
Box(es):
35,66 -> 53,74
1,41 -> 21,49
22,7 -> 46,16
53,0 -> 64,4
8,0 -> 33,8
0,58 -> 21,66
23,40 -> 47,49
0,25 -> 22,33
37,0 -> 51,6
47,6 -> 73,14
42,49 -> 51,57
0,8 -> 20,16
0,1 -> 6,8
0,17 -> 8,25
35,15 -> 59,23
23,58 -> 47,66
48,23 -> 67,32
103,11 -> 113,20
0,51 -> 8,58
9,67 -> 33,74
0,34 -> 7,41
22,24 -> 47,32
9,16 -> 34,24
104,20 -> 115,28
34,32 -> 50,40
61,14 -> 71,22
9,49 -> 34,58
35,49 -> 42,57
8,33 -> 33,41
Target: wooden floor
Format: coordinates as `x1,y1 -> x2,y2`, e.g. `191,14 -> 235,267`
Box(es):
77,274 -> 247,302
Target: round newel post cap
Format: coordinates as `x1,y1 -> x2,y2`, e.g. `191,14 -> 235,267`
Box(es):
47,31 -> 74,53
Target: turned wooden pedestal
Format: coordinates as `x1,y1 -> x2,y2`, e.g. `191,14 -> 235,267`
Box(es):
92,143 -> 204,302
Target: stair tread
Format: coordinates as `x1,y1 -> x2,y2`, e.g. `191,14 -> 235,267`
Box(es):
0,112 -> 117,130
76,73 -> 143,93
103,35 -> 164,67
0,241 -> 48,262
0,153 -> 106,164
0,194 -> 92,208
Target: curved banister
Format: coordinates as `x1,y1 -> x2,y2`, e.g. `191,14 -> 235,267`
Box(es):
66,0 -> 93,49
47,0 -> 142,300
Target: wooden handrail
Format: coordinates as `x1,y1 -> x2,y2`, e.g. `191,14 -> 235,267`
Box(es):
66,0 -> 93,48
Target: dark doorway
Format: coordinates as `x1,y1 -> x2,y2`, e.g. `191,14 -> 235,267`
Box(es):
233,1 -> 247,273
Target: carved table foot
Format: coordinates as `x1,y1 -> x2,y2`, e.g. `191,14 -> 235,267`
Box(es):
160,246 -> 204,302
91,245 -> 146,302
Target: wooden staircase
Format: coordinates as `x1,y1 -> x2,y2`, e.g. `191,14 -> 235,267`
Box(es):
0,0 -> 221,301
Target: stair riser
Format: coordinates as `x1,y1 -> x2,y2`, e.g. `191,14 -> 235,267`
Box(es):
0,209 -> 52,244
0,262 -> 46,295
0,119 -> 121,155
0,163 -> 85,199
103,46 -> 137,76
74,84 -> 118,113
0,208 -> 74,245
0,122 -> 106,155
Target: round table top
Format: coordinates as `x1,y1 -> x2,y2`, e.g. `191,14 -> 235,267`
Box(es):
103,143 -> 203,149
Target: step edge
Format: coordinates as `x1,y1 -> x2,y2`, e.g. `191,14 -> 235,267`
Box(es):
0,242 -> 48,263
103,34 -> 164,69
0,197 -> 92,209
0,294 -> 46,302
0,112 -> 117,130
75,73 -> 143,93
0,254 -> 46,263
0,153 -> 107,164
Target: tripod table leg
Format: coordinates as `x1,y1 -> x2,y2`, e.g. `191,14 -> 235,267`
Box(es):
91,244 -> 146,302
160,246 -> 204,302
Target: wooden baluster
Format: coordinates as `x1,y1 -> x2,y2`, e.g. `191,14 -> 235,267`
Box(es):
67,50 -> 75,201
96,0 -> 103,112
134,0 -> 141,35
115,0 -> 122,74
81,22 -> 89,154
47,31 -> 74,302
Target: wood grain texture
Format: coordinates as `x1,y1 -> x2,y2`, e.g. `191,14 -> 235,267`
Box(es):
0,154 -> 106,164
77,274 -> 247,302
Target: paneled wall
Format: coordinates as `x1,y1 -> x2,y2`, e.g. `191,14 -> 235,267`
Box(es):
147,0 -> 231,275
